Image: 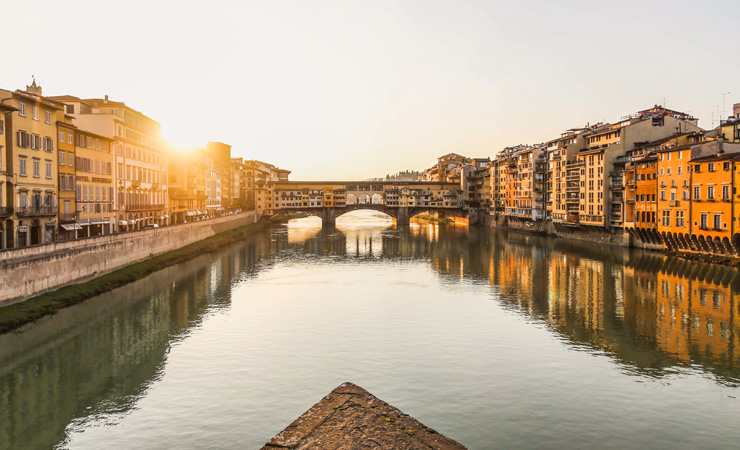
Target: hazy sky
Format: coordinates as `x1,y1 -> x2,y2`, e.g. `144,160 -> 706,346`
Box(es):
2,0 -> 738,180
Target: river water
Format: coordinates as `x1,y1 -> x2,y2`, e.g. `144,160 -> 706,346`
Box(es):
1,211 -> 739,449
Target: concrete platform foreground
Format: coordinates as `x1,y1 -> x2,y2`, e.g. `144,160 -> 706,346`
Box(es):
261,382 -> 467,449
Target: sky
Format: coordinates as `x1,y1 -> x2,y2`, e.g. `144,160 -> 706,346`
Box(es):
2,0 -> 739,180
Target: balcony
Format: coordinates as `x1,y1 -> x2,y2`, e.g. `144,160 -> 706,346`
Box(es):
16,206 -> 58,217
126,204 -> 165,212
615,156 -> 633,164
131,180 -> 141,188
152,182 -> 161,190
669,200 -> 680,207
0,206 -> 12,217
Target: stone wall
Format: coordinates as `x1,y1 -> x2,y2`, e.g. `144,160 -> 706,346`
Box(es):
0,211 -> 258,305
486,214 -> 631,247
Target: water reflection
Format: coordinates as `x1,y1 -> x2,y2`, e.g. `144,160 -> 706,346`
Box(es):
286,214 -> 740,383
0,213 -> 738,449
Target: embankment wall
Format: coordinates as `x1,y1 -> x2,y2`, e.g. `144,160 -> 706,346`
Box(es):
0,212 -> 258,305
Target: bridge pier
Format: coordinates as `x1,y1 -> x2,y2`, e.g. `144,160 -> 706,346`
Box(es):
396,207 -> 410,226
319,207 -> 338,227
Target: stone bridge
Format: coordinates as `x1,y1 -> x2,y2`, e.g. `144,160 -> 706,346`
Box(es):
279,204 -> 468,226
258,181 -> 470,226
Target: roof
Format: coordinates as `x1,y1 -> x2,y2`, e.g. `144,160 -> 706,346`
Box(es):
690,153 -> 740,163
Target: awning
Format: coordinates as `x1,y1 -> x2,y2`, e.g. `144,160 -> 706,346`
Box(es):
61,223 -> 83,231
79,222 -> 91,226
119,220 -> 129,225
91,221 -> 106,225
186,211 -> 195,216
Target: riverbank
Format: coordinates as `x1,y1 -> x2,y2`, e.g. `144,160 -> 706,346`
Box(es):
0,222 -> 267,334
487,217 -> 740,268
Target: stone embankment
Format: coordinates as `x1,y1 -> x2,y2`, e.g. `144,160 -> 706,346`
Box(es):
0,211 -> 258,305
262,382 -> 466,449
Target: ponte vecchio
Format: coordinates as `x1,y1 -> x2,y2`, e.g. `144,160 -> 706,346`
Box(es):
255,181 -> 472,226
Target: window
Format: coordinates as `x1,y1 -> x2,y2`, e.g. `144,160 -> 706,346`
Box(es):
45,161 -> 52,179
678,166 -> 682,175
708,186 -> 715,200
678,151 -> 682,159
683,190 -> 689,200
667,167 -> 671,175
44,137 -> 53,152
660,190 -> 665,201
67,134 -> 72,144
33,160 -> 40,177
66,104 -> 74,114
714,214 -> 721,230
694,186 -> 700,200
662,210 -> 670,226
708,163 -> 715,172
68,152 -> 74,167
45,111 -> 51,123
32,107 -> 39,120
676,210 -> 685,227
18,103 -> 26,116
695,164 -> 701,173
723,162 -> 731,171
59,131 -> 64,142
19,157 -> 27,176
701,214 -> 708,229
59,151 -> 65,166
16,130 -> 30,148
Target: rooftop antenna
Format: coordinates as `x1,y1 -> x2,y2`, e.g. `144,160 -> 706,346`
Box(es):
719,92 -> 731,121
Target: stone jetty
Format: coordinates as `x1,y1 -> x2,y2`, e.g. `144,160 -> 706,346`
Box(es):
261,382 -> 467,449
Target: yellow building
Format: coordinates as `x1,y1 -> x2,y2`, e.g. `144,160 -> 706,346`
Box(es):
75,129 -> 115,236
168,148 -> 208,224
0,81 -> 62,247
56,116 -> 78,240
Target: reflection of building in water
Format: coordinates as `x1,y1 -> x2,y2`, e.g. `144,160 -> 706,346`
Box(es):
0,238 -> 270,450
654,269 -> 738,366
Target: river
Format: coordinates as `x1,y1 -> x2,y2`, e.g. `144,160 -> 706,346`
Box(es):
1,211 -> 739,449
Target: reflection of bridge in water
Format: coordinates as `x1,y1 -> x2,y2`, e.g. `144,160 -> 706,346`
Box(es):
259,181 -> 471,226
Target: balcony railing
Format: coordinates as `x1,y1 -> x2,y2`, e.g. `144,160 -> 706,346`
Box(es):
0,206 -> 13,217
126,204 -> 165,212
131,180 -> 141,188
16,206 -> 58,217
669,200 -> 680,207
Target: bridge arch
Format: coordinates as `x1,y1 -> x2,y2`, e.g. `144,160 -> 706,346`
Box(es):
371,193 -> 383,204
358,193 -> 370,205
346,193 -> 357,205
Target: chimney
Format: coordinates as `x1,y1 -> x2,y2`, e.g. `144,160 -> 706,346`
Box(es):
104,95 -> 109,103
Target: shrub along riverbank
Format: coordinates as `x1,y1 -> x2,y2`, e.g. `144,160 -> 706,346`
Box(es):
0,222 -> 268,335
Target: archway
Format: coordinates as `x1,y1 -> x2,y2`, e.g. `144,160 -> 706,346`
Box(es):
346,193 -> 358,205
371,193 -> 383,205
358,193 -> 370,205
5,219 -> 13,248
30,219 -> 41,246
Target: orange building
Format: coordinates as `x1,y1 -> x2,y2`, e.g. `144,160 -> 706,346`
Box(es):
689,152 -> 737,253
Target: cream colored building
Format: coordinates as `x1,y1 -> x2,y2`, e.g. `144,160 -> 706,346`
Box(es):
48,95 -> 169,231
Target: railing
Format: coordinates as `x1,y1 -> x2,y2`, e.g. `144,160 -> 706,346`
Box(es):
131,180 -> 141,188
615,156 -> 632,163
16,206 -> 58,217
0,206 -> 13,217
669,200 -> 680,207
126,204 -> 165,212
